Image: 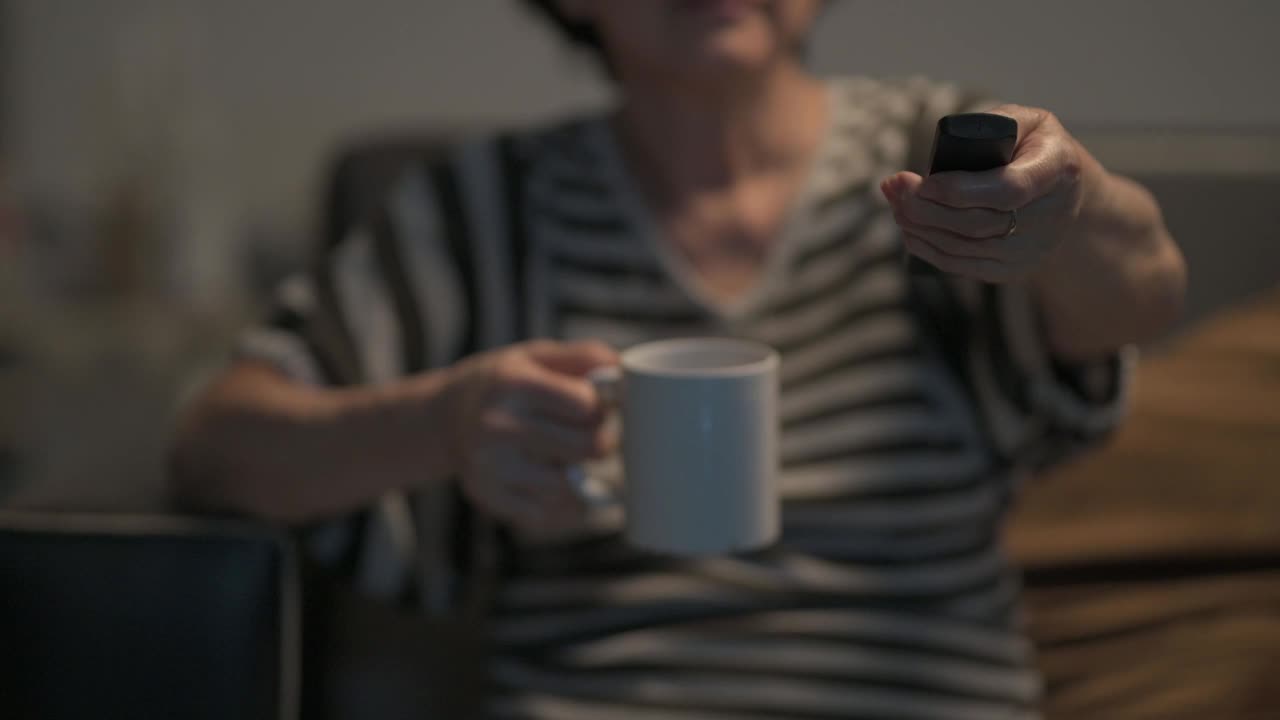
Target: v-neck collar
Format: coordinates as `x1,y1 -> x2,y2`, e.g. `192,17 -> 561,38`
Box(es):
584,81 -> 848,323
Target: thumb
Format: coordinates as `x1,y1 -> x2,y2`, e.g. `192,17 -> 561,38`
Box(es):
526,339 -> 619,377
880,171 -> 923,208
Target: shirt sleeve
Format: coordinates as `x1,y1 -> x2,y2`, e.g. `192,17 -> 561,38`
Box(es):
231,140 -> 515,610
900,77 -> 1134,473
962,280 -> 1135,474
236,165 -> 470,388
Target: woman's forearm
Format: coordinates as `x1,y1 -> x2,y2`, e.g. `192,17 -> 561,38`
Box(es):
1032,154 -> 1187,361
171,362 -> 458,525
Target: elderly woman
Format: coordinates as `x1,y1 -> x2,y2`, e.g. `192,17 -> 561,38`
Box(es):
174,1 -> 1185,717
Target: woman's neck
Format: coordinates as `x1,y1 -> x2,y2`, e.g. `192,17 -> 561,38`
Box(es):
612,61 -> 828,208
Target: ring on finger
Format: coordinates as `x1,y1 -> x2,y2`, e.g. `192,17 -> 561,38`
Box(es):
1003,209 -> 1019,238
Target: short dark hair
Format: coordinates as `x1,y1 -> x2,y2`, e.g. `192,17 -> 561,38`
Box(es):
518,1 -> 824,73
518,0 -> 606,60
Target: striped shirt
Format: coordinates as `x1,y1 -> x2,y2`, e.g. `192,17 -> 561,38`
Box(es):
241,77 -> 1131,718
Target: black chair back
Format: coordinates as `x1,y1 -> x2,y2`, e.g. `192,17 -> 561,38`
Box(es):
0,512 -> 298,720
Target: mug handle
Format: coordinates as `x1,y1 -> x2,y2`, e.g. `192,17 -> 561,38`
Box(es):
566,365 -> 623,508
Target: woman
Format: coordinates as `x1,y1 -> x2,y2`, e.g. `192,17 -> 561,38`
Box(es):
174,1 -> 1186,717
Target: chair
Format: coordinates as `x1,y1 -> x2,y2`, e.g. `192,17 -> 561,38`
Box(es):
0,511 -> 299,720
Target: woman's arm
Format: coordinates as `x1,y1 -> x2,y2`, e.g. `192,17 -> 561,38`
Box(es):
171,361 -> 457,525
881,104 -> 1187,357
171,340 -> 616,529
1031,159 -> 1186,360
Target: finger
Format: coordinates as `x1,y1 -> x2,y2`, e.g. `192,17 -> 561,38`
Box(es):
515,369 -> 603,426
510,413 -> 614,464
481,407 -> 594,463
987,104 -> 1050,146
915,154 -> 1055,211
894,216 -> 1004,260
890,173 -> 1013,239
519,340 -> 618,423
918,108 -> 1072,211
510,465 -> 587,526
465,468 -> 546,530
942,188 -> 1070,259
491,464 -> 586,534
526,339 -> 619,377
469,452 -> 587,533
880,171 -> 922,207
902,232 -> 1009,284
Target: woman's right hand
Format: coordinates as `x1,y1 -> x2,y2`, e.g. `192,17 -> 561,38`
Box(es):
444,340 -> 618,535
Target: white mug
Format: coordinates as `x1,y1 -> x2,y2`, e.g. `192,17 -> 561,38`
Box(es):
570,337 -> 780,556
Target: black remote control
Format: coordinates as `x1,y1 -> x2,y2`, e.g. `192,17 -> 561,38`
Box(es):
907,112 -> 1018,275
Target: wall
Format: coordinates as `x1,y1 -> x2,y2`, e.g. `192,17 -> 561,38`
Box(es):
811,1 -> 1280,130
3,0 -> 1279,302
3,0 -> 1278,512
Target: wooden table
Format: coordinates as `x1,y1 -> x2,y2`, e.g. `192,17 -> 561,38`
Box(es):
1008,287 -> 1280,718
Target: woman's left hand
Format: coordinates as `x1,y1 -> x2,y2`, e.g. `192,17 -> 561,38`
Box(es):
880,104 -> 1097,284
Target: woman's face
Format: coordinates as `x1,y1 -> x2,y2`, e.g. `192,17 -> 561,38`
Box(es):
557,0 -> 823,83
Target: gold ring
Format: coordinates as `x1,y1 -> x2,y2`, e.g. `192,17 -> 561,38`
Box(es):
1003,209 -> 1018,238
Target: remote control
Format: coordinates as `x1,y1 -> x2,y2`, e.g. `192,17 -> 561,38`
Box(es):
907,112 -> 1018,275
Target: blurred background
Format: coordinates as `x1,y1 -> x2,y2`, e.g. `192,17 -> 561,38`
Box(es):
2,0 -> 1278,511
1,1 -> 1278,717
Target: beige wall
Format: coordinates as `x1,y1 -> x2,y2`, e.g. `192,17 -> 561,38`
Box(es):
4,0 -> 1278,301
3,0 -> 1277,510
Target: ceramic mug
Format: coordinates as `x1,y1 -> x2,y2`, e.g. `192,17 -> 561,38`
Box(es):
570,337 -> 780,556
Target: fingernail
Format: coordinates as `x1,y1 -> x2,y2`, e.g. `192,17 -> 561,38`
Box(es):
880,179 -> 900,204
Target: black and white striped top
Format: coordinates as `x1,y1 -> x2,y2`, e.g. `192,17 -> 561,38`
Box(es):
242,77 -> 1131,719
